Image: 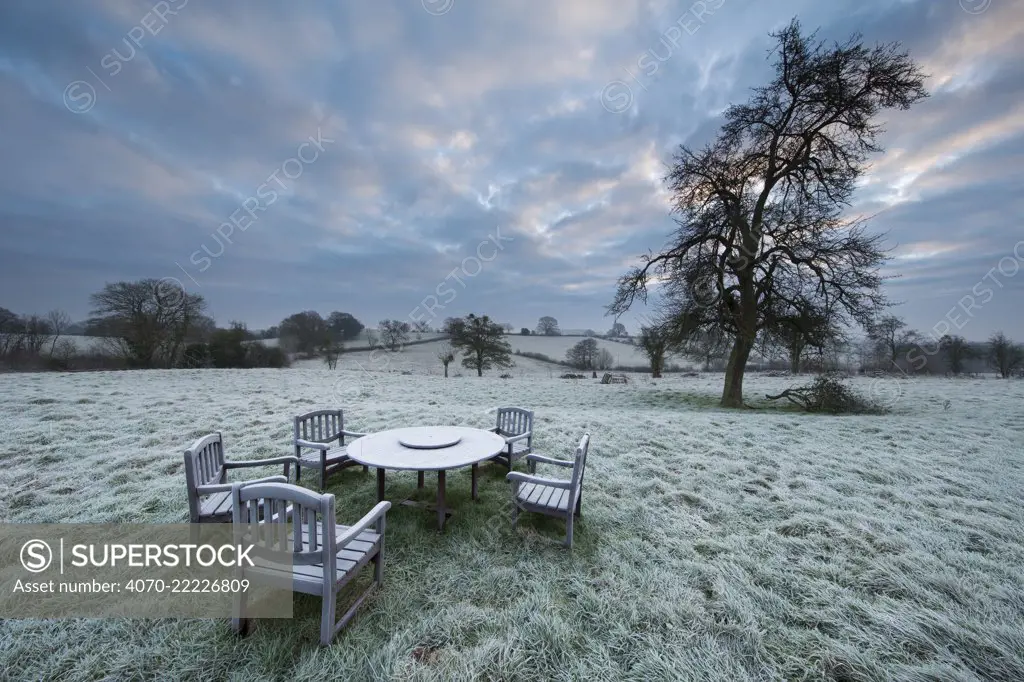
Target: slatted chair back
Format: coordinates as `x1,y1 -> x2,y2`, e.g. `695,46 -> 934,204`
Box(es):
232,481 -> 336,569
294,409 -> 346,450
568,434 -> 591,509
184,432 -> 227,520
495,407 -> 533,439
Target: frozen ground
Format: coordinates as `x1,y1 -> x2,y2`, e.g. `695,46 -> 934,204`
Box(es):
1,369 -> 1022,680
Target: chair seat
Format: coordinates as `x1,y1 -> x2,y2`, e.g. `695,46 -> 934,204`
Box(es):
200,493 -> 292,522
245,522 -> 381,590
298,445 -> 350,467
508,440 -> 531,455
199,491 -> 232,518
516,482 -> 571,512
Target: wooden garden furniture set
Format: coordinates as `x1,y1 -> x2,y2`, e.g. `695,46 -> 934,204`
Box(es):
181,406 -> 589,645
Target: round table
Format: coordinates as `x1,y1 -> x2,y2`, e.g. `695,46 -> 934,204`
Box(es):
346,426 -> 507,530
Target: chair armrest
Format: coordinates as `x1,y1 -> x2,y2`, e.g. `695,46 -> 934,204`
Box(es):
336,501 -> 392,548
506,472 -> 571,489
340,429 -> 367,438
295,439 -> 331,451
224,456 -> 300,470
525,454 -> 573,467
505,431 -> 531,443
197,474 -> 287,496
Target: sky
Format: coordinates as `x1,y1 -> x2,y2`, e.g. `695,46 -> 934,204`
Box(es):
1,0 -> 1022,340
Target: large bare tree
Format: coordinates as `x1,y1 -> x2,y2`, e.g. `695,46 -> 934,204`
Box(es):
89,279 -> 205,368
610,20 -> 927,406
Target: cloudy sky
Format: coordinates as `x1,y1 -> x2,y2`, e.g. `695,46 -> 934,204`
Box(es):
1,0 -> 1022,339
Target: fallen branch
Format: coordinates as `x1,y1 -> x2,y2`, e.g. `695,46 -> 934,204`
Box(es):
766,387 -> 813,409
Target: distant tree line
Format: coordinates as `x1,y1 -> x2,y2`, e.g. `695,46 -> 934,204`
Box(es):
0,279 -> 291,371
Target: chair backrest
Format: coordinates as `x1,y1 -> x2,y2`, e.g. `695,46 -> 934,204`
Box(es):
232,481 -> 336,571
569,433 -> 590,505
495,407 -> 533,439
294,409 -> 346,452
184,432 -> 227,518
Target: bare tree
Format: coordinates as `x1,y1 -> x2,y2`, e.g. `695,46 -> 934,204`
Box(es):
610,20 -> 927,406
20,315 -> 53,355
594,348 -> 615,371
448,314 -> 513,376
867,315 -> 917,368
378,320 -> 410,351
89,279 -> 206,368
51,338 -> 78,370
0,306 -> 18,357
47,309 -> 71,355
988,331 -> 1023,378
566,338 -> 600,370
638,326 -> 669,378
321,340 -> 343,370
940,335 -> 974,375
437,342 -> 455,378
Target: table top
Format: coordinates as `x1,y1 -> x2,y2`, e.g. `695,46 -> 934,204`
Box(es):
346,426 -> 507,471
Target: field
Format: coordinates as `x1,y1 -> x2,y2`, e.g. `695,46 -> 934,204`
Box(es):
1,368 -> 1023,680
294,335 -> 672,376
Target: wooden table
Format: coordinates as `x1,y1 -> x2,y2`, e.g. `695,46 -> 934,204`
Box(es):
345,426 -> 506,530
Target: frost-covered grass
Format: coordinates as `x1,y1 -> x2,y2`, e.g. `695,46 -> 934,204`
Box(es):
1,370 -> 1023,680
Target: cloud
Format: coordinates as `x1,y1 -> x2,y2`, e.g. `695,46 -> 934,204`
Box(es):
0,0 -> 1021,337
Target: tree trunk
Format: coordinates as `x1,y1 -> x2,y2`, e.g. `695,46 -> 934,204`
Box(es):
789,349 -> 801,374
443,363 -> 449,378
721,333 -> 755,407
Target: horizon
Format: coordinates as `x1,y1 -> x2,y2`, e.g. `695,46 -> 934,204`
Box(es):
1,1 -> 1022,338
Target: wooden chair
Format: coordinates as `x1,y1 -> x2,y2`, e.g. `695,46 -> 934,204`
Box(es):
489,407 -> 534,472
506,434 -> 590,548
293,409 -> 368,492
230,481 -> 391,646
183,432 -> 299,524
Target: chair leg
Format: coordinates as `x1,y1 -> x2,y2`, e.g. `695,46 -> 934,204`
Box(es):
320,590 -> 337,646
232,587 -> 249,636
374,551 -> 384,584
296,464 -> 302,482
319,467 -> 326,493
565,514 -> 574,549
363,465 -> 369,473
575,494 -> 582,518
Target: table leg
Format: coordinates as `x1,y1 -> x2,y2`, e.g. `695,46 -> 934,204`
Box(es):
417,470 -> 425,489
377,468 -> 386,502
471,463 -> 479,501
436,470 -> 446,531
